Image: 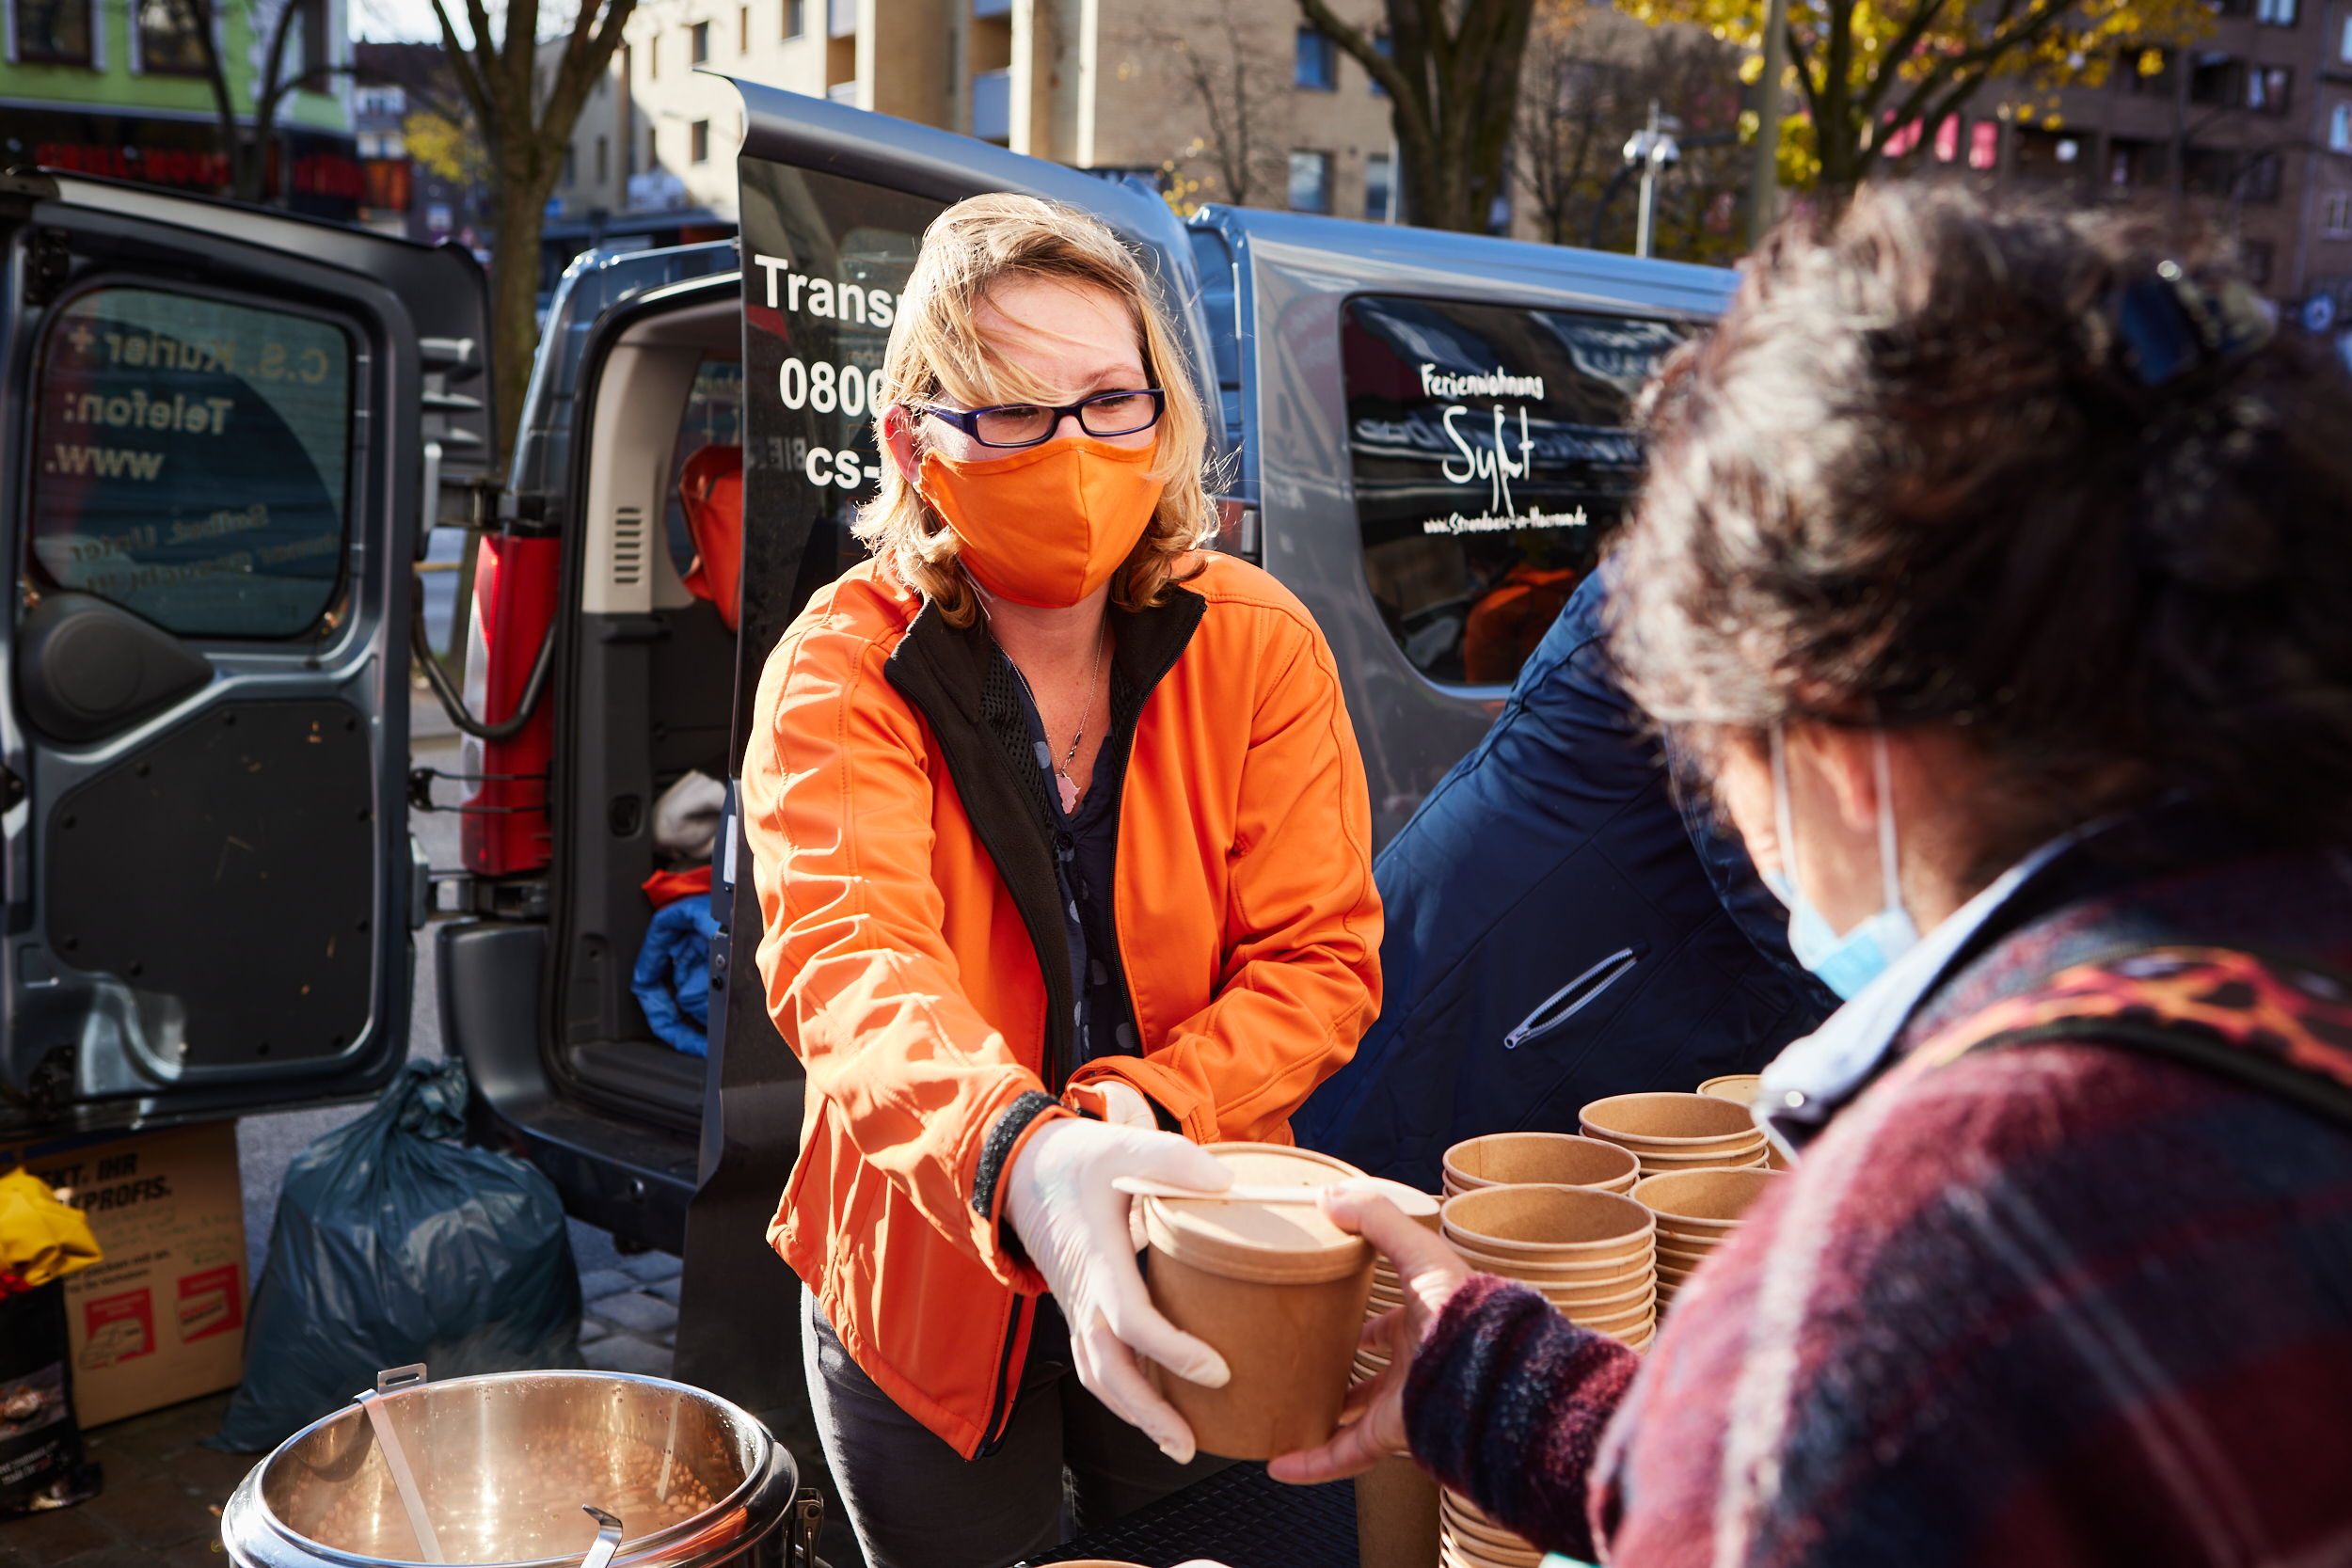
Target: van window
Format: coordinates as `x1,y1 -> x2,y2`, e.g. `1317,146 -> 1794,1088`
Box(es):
28,286 -> 354,640
739,165 -> 943,633
1343,295 -> 1690,688
666,356 -> 743,576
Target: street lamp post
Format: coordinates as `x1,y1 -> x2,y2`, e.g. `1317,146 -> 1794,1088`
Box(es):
1749,0 -> 1789,248
1623,101 -> 1681,260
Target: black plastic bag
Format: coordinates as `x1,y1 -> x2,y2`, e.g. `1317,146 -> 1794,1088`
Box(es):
0,1282 -> 102,1514
210,1059 -> 582,1452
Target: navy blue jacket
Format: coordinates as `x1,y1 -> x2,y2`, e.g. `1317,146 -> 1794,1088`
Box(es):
1294,571 -> 1834,1189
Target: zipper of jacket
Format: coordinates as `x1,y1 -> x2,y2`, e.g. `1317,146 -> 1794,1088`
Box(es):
972,1293 -> 1030,1457
1503,946 -> 1642,1050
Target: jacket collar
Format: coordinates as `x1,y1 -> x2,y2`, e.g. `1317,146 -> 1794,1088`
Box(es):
884,580 -> 1208,726
881,578 -> 1207,1090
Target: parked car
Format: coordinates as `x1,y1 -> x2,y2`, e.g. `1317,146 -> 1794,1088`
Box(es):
0,94 -> 1732,1423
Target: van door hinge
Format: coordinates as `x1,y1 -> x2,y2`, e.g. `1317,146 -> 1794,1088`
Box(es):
784,1487 -> 824,1568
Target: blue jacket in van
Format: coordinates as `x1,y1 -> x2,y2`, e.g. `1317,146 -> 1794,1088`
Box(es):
1293,569 -> 1835,1188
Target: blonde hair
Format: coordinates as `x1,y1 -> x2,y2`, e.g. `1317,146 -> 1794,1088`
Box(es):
855,193 -> 1216,626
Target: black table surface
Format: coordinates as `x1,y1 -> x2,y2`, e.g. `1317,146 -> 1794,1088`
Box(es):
1019,1462 -> 1357,1568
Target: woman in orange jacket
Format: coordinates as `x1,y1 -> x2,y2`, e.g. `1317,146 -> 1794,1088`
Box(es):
740,193 -> 1384,1568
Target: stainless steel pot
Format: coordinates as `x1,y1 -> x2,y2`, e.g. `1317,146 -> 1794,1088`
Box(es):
221,1370 -> 802,1568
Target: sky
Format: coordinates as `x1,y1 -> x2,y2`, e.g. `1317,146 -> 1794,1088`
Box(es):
351,0 -> 452,42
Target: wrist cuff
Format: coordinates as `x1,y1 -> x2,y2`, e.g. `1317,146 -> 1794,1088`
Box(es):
973,1089 -> 1061,1223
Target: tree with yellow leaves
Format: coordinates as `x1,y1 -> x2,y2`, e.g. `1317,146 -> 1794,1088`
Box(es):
1624,0 -> 2211,189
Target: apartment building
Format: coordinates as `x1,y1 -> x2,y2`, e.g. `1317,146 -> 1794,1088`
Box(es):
0,0 -> 357,217
1882,0 -> 2352,319
545,0 -> 1406,250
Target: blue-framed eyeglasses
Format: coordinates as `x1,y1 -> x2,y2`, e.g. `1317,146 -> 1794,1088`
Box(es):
920,388 -> 1165,450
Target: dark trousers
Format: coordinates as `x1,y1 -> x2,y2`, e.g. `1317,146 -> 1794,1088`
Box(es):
801,1289 -> 1226,1568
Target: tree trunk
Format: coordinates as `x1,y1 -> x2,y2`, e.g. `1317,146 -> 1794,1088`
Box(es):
488,159 -> 554,468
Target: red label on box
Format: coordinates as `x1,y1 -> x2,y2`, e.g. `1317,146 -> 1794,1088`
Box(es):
174,1265 -> 242,1343
81,1289 -> 154,1370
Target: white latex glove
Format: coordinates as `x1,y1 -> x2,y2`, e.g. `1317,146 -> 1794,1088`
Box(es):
1095,1080 -> 1158,1130
1005,1117 -> 1235,1462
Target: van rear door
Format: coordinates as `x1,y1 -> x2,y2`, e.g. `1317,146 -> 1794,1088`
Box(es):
666,82 -> 1220,1416
0,173 -> 493,1136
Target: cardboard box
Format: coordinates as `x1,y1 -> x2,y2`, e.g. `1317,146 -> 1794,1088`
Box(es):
0,1121 -> 247,1429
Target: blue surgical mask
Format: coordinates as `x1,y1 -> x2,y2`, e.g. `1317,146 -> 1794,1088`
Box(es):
1759,723 -> 1919,1001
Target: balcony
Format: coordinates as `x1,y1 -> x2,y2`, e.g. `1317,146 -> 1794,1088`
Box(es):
828,80 -> 860,103
828,0 -> 855,38
973,67 -> 1011,142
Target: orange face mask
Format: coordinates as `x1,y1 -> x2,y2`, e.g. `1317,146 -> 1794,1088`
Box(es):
917,435 -> 1165,610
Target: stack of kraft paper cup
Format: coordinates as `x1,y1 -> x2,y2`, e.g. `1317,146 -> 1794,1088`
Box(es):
1353,1186 -> 1444,1568
1438,1185 -> 1659,1352
1578,1091 -> 1769,1176
1430,1184 -> 1659,1568
1630,1165 -> 1782,1314
1439,1131 -> 1640,1198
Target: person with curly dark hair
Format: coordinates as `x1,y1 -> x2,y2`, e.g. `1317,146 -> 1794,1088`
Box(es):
1270,182 -> 2352,1564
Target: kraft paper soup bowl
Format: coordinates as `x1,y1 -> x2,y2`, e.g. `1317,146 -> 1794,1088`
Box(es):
1540,1275 -> 1659,1309
1441,1133 -> 1640,1196
1141,1143 -> 1375,1461
1697,1074 -> 1764,1103
1634,1167 -> 1780,1228
1580,1092 -> 1763,1148
1441,1185 -> 1656,1266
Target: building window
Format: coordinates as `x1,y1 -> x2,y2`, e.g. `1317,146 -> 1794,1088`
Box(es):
1969,120 -> 1999,169
647,36 -> 658,75
2243,150 -> 2283,200
1932,116 -> 1960,161
1369,31 -> 1390,97
19,0 -> 93,63
1288,150 -> 1332,212
564,143 -> 577,186
2109,137 -> 2164,185
691,119 -> 710,162
691,21 -> 708,63
135,0 -> 208,72
2190,54 -> 2245,106
2321,191 -> 2352,237
2015,126 -> 2087,175
649,126 -> 660,168
2248,66 -> 2292,114
596,135 -> 609,182
2240,239 -> 2273,286
356,86 -> 407,117
1295,28 -> 1338,90
785,0 -> 804,36
2343,11 -> 2352,60
2256,0 -> 2296,24
2332,102 -> 2352,150
739,6 -> 748,50
1365,151 -> 1392,220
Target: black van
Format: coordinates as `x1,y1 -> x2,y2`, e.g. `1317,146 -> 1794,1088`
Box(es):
0,90 -> 1731,1420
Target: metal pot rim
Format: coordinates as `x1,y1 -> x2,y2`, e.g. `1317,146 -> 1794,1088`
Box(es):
223,1370 -> 794,1568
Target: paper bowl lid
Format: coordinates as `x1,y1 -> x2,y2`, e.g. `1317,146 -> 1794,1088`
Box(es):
1142,1143 -> 1373,1284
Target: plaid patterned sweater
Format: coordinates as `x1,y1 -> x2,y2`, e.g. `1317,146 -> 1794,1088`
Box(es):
1402,847 -> 2352,1566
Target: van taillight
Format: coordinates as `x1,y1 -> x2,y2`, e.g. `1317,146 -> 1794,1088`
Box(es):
460,532 -> 560,877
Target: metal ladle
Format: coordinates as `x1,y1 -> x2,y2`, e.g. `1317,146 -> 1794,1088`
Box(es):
353,1366 -> 445,1564
580,1505 -> 626,1568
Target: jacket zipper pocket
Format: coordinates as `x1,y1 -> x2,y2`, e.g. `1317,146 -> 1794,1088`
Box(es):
973,1294 -> 1029,1458
1504,946 -> 1642,1051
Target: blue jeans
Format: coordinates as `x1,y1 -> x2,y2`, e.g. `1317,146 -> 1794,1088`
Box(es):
801,1289 -> 1227,1568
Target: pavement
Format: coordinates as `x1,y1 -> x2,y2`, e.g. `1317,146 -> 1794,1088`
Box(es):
0,689 -> 853,1568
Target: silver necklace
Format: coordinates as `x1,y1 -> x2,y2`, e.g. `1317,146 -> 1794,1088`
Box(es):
996,619 -> 1106,815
